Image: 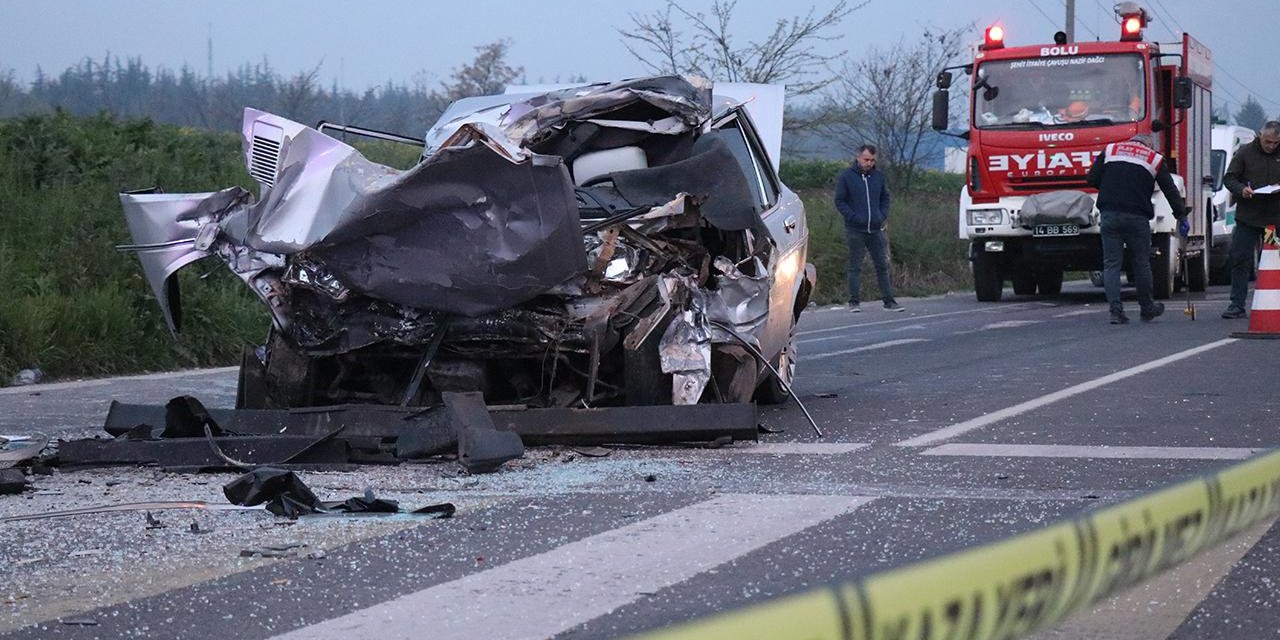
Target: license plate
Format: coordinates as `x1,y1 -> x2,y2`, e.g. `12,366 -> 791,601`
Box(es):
1033,223 -> 1079,237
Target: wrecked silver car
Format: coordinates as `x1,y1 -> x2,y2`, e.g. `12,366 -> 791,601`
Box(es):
120,76 -> 815,410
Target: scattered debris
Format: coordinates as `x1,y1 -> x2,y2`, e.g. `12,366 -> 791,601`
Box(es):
240,542 -> 307,559
144,511 -> 166,529
813,392 -> 839,399
644,474 -> 657,483
59,618 -> 98,627
222,467 -> 457,520
568,446 -> 612,458
0,468 -> 28,494
0,501 -> 242,524
0,436 -> 47,469
189,519 -> 212,534
68,549 -> 103,558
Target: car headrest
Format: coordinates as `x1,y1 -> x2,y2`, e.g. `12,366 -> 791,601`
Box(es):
572,146 -> 648,186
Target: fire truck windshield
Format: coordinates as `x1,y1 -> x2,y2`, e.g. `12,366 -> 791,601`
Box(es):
974,53 -> 1146,129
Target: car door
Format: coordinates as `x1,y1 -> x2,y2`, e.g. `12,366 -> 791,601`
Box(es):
709,107 -> 808,362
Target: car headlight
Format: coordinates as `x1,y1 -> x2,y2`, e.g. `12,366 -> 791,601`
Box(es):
967,209 -> 1005,226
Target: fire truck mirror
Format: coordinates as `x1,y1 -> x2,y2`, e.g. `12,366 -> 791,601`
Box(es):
936,71 -> 953,90
1151,119 -> 1167,133
1174,76 -> 1193,109
932,90 -> 950,131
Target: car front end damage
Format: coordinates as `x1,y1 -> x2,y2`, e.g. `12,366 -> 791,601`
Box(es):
119,76 -> 814,410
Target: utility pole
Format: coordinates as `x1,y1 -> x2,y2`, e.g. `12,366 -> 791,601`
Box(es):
204,23 -> 212,80
1065,0 -> 1076,42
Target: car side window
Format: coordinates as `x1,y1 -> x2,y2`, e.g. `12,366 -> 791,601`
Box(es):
711,113 -> 779,210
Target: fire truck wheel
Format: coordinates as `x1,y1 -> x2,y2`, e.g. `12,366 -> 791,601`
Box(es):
1151,233 -> 1176,300
1012,272 -> 1037,296
973,252 -> 1003,302
1036,269 -> 1064,295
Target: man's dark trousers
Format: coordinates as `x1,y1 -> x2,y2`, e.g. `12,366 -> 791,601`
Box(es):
1100,210 -> 1156,315
846,227 -> 894,304
1228,220 -> 1264,309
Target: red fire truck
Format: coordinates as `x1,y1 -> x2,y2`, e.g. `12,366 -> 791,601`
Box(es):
932,4 -> 1213,301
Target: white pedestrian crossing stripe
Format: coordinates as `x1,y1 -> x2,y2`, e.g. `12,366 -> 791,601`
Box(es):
268,494 -> 875,640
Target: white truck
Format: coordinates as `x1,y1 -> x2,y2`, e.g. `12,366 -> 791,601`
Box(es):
1208,124 -> 1256,284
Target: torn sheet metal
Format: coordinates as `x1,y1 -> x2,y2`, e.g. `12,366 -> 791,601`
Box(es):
119,75 -> 809,411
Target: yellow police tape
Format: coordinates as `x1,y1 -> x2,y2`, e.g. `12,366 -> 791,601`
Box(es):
634,449 -> 1280,640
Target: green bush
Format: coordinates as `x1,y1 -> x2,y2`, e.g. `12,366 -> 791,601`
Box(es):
790,161 -> 970,305
0,111 -> 267,384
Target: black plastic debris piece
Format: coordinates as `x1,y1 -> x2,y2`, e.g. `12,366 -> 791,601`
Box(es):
568,446 -> 612,458
0,468 -> 28,494
58,436 -> 349,471
323,488 -> 399,514
411,503 -> 456,519
447,392 -> 524,473
60,618 -> 98,626
757,424 -> 785,434
223,467 -> 322,518
189,519 -> 212,534
144,511 -> 166,530
119,424 -> 160,440
489,403 -> 757,445
163,396 -> 225,438
458,426 -> 524,474
393,409 -> 456,460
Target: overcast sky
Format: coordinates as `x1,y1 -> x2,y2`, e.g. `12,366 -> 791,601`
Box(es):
2,0 -> 1277,114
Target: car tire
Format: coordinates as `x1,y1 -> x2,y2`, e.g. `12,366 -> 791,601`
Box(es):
973,251 -> 1003,302
756,328 -> 796,405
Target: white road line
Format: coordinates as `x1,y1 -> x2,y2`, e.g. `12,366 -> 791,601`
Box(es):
735,442 -> 870,455
0,366 -> 239,395
267,494 -> 875,640
1053,309 -> 1101,318
894,338 -> 1238,447
807,338 -> 930,361
920,443 -> 1263,460
797,303 -> 1042,338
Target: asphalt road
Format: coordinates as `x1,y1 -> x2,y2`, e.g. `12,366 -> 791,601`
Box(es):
2,281 -> 1278,639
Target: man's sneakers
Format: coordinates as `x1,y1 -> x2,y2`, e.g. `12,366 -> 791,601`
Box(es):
1109,311 -> 1129,325
1140,302 -> 1164,322
1221,305 -> 1247,319
850,302 -> 905,312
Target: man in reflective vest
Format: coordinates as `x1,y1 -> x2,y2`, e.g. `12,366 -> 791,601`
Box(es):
1085,134 -> 1187,324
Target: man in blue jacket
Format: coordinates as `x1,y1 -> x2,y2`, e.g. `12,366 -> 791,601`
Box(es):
835,145 -> 903,311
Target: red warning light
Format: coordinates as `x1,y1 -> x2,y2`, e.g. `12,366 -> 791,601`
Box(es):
1123,16 -> 1142,36
983,25 -> 1005,50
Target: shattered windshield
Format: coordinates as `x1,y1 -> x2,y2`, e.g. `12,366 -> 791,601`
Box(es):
974,54 -> 1146,128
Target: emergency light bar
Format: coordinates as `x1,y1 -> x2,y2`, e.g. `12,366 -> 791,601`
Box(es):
982,24 -> 1005,50
1116,2 -> 1150,41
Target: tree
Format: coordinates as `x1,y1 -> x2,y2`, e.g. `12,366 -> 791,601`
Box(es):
442,39 -> 523,101
816,26 -> 970,187
1235,95 -> 1267,131
618,0 -> 864,98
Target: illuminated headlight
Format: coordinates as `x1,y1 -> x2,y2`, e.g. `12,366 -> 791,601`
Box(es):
984,241 -> 1005,252
967,209 -> 1005,225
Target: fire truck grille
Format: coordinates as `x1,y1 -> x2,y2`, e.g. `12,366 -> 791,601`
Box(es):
1009,176 -> 1089,191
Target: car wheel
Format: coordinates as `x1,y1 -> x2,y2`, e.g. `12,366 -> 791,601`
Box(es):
1088,270 -> 1104,287
756,328 -> 796,405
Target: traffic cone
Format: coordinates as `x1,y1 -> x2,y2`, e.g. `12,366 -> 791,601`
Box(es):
1231,225 -> 1280,339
